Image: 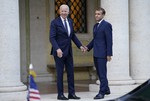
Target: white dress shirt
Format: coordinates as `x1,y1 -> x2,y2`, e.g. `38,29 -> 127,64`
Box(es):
60,16 -> 71,36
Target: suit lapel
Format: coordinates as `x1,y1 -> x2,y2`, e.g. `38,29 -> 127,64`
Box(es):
97,20 -> 104,29
58,17 -> 65,29
94,20 -> 105,37
58,17 -> 68,36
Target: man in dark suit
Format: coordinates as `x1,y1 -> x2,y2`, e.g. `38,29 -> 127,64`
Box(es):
49,4 -> 84,100
85,7 -> 113,99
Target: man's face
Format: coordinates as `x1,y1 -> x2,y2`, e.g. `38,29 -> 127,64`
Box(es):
95,10 -> 104,22
60,6 -> 69,19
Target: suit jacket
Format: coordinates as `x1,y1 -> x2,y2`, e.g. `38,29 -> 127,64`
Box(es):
50,17 -> 82,57
87,20 -> 113,58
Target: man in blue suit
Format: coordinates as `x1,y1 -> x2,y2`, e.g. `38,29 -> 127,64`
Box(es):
49,4 -> 84,100
85,7 -> 113,99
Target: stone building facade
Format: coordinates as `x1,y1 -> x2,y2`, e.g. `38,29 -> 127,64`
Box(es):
0,0 -> 150,100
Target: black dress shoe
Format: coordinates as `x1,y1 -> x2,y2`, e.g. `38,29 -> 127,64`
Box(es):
68,94 -> 81,99
57,95 -> 68,100
94,93 -> 104,99
105,90 -> 111,95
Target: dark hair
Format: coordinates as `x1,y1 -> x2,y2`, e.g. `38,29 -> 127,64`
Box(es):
96,7 -> 106,15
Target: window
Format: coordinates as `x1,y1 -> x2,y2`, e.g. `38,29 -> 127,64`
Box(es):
55,0 -> 87,33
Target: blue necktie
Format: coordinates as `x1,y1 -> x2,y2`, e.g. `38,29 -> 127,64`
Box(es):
96,23 -> 99,29
94,23 -> 99,32
64,19 -> 68,35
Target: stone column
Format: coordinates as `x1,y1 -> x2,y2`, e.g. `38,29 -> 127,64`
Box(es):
130,0 -> 150,83
0,0 -> 27,100
89,0 -> 136,94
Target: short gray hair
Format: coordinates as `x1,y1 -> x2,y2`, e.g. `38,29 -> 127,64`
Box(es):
60,4 -> 69,12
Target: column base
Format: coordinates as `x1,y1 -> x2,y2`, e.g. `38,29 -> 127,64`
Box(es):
0,83 -> 27,101
89,84 -> 139,94
96,79 -> 135,85
0,82 -> 27,92
0,91 -> 27,101
90,79 -> 137,94
0,85 -> 27,92
134,79 -> 149,84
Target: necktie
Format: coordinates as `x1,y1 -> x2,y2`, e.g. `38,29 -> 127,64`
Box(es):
94,23 -> 99,31
64,19 -> 69,35
96,23 -> 99,29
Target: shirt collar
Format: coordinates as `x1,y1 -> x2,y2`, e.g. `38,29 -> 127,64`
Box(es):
60,16 -> 68,22
97,19 -> 104,24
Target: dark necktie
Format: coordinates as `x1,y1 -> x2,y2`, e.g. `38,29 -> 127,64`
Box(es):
96,23 -> 99,29
94,23 -> 99,31
64,19 -> 68,35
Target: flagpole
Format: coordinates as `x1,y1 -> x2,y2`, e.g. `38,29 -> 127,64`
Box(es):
27,64 -> 41,101
27,64 -> 32,101
28,64 -> 33,89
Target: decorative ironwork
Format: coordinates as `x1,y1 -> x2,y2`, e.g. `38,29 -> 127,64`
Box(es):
55,0 -> 87,33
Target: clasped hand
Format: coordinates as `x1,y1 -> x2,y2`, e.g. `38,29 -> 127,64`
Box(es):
56,46 -> 88,58
80,46 -> 88,53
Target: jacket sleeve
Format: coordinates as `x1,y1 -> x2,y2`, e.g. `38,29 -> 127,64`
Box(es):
105,23 -> 113,56
49,20 -> 59,51
87,39 -> 94,51
72,33 -> 82,49
69,19 -> 82,48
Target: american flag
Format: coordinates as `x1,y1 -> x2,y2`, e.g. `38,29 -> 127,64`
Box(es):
27,64 -> 41,101
27,75 -> 41,101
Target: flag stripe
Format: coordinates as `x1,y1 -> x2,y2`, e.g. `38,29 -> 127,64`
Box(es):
27,74 -> 41,101
29,89 -> 40,94
30,91 -> 40,94
29,96 -> 40,99
29,88 -> 40,93
29,93 -> 41,98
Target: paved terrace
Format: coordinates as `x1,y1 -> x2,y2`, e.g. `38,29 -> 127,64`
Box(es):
0,80 -> 138,101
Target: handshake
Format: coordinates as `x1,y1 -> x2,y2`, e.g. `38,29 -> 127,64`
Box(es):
80,46 -> 88,53
57,46 -> 88,58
